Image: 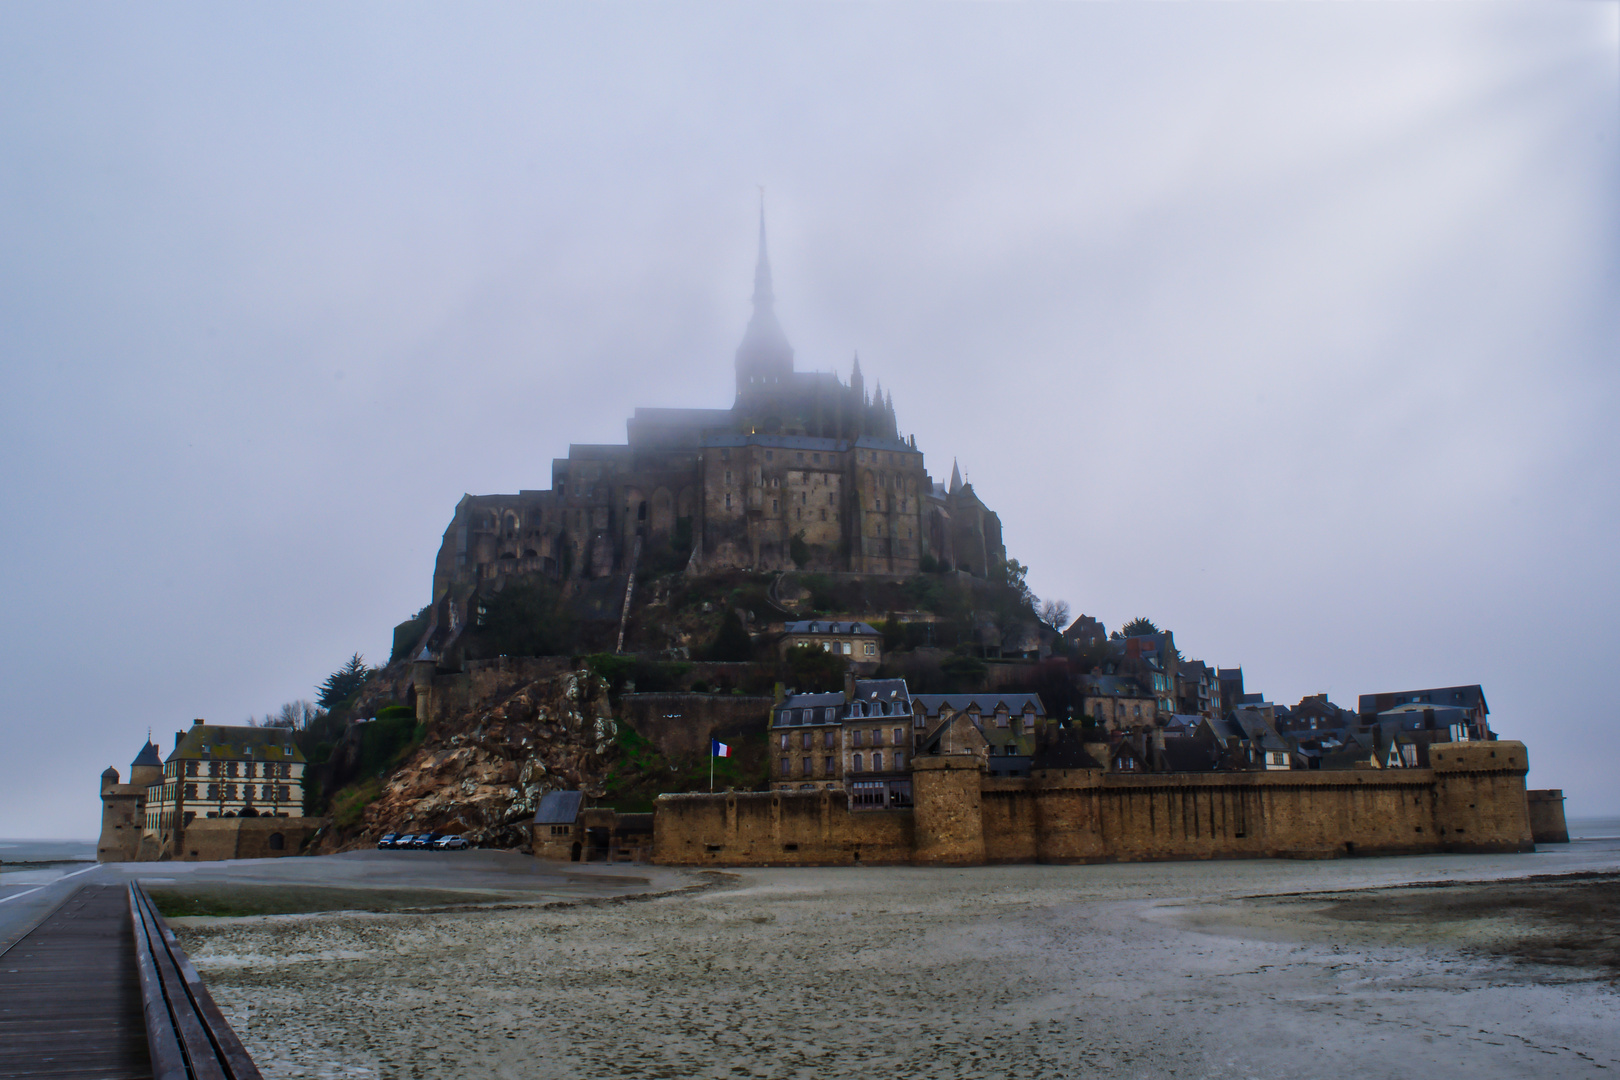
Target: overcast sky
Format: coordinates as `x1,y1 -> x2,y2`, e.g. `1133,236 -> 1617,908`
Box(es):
2,4 -> 1615,838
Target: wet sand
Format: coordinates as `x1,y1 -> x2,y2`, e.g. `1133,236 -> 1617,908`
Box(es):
179,848 -> 1620,1080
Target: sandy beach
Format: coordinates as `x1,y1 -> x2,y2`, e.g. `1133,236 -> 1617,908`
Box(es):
173,846 -> 1620,1080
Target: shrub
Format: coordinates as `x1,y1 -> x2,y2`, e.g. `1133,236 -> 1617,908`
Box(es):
707,611 -> 754,662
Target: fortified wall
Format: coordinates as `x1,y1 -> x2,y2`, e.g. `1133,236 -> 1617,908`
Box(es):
653,741 -> 1537,866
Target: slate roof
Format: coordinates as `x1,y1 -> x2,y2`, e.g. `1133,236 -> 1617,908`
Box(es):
1358,685 -> 1488,717
165,724 -> 305,763
775,693 -> 846,725
534,790 -> 584,825
912,693 -> 1046,718
1079,675 -> 1150,698
1030,729 -> 1105,771
702,433 -> 850,452
783,620 -> 880,636
853,678 -> 910,702
131,740 -> 162,768
1159,740 -> 1217,772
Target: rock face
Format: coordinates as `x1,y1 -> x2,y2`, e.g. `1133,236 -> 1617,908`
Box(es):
312,668 -> 619,853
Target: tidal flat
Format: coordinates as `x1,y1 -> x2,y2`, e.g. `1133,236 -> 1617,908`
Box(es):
177,847 -> 1620,1080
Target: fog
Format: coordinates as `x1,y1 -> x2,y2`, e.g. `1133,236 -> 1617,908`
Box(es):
1,4 -> 1615,838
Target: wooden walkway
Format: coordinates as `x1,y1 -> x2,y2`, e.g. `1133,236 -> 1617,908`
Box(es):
0,884 -> 151,1079
0,882 -> 262,1080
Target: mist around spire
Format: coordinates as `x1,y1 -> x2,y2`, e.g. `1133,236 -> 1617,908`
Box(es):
752,195 -> 774,308
735,196 -> 794,392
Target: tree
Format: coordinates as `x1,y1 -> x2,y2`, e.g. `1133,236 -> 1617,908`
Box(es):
707,610 -> 754,662
995,558 -> 1036,607
317,654 -> 374,709
261,700 -> 324,730
781,644 -> 847,692
1037,599 -> 1071,631
1121,617 -> 1160,637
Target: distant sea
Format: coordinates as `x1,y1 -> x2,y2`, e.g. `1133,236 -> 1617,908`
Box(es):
0,839 -> 97,865
1568,817 -> 1620,841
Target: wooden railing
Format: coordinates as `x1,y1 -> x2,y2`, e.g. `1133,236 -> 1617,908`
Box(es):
128,882 -> 263,1080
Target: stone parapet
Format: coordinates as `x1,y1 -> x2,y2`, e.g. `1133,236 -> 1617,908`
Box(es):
652,741 -> 1538,866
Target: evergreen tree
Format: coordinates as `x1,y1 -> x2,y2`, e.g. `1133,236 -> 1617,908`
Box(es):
317,653 -> 374,709
708,611 -> 754,662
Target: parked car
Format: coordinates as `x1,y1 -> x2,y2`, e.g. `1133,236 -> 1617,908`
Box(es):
376,833 -> 399,850
390,833 -> 417,849
408,832 -> 442,850
434,834 -> 470,851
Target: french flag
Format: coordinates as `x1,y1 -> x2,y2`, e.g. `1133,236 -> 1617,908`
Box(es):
711,739 -> 732,758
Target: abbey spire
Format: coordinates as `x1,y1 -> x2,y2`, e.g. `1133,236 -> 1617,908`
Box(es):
735,198 -> 795,396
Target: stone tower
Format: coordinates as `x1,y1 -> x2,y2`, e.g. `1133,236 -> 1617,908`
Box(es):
97,738 -> 162,863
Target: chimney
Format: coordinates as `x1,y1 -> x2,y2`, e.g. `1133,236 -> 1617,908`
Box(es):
175,731 -> 184,750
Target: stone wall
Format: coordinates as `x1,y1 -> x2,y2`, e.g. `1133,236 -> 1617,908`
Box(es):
654,789 -> 914,866
653,741 -> 1537,866
1526,788 -> 1569,844
169,817 -> 326,861
618,693 -> 772,760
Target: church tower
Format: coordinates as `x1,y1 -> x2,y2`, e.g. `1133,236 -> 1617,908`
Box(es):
734,202 -> 795,398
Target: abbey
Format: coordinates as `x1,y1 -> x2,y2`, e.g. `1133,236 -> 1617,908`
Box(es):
421,213 -> 1005,652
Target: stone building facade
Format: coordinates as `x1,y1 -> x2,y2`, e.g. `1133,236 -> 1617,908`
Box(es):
411,213 -> 1006,662
98,721 -> 310,862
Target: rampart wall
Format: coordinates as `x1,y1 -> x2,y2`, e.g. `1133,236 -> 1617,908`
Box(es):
653,741 -> 1536,866
159,818 -> 326,862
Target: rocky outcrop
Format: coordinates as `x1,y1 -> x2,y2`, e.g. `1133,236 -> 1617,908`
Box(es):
311,668 -> 619,854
